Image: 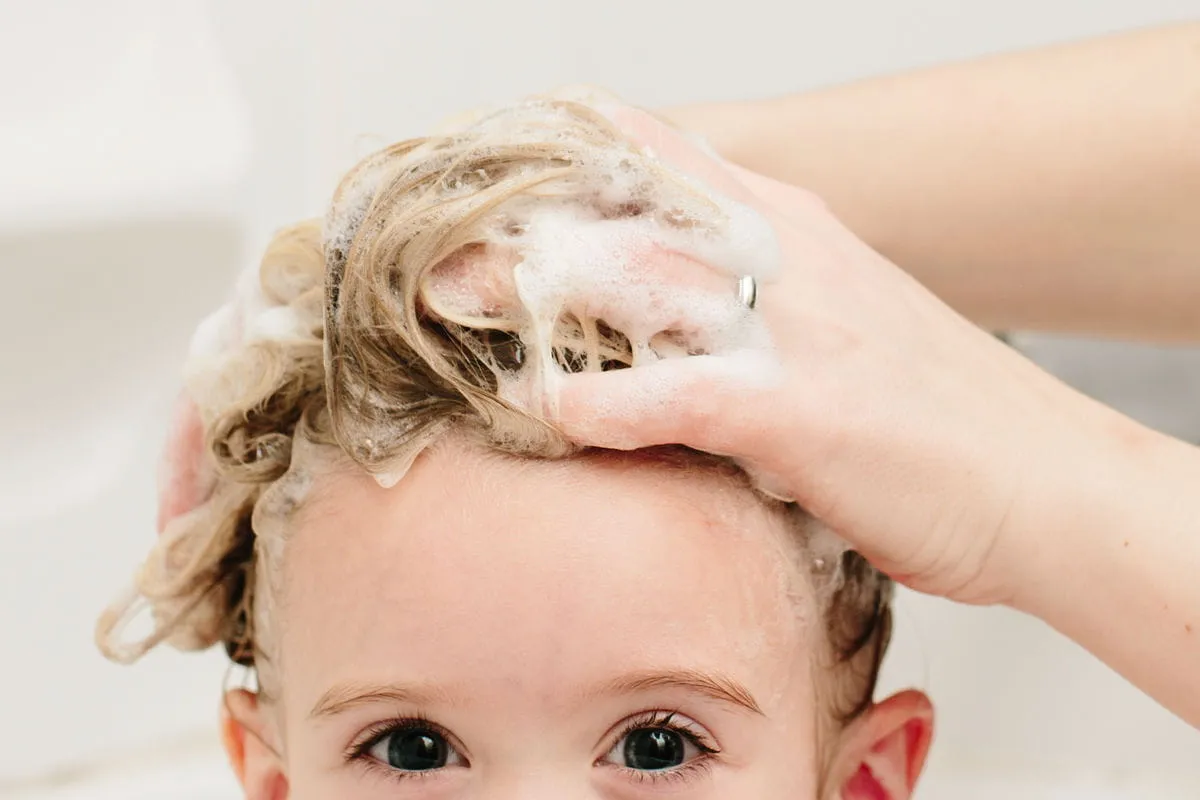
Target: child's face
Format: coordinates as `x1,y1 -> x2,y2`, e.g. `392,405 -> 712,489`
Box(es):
228,440 -> 930,799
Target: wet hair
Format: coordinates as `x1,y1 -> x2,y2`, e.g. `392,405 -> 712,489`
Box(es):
96,96 -> 892,724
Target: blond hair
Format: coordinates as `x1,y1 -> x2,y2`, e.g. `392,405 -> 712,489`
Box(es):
97,96 -> 891,722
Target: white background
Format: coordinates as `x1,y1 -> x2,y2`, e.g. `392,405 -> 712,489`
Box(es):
1,0 -> 1198,796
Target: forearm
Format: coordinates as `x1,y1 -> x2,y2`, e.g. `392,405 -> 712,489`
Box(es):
1012,412 -> 1200,727
667,24 -> 1200,341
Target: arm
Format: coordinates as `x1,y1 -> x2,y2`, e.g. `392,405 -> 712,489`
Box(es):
1006,406 -> 1200,726
666,23 -> 1200,341
553,105 -> 1200,726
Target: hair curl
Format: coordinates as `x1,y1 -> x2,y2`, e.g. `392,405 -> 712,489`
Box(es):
97,96 -> 891,723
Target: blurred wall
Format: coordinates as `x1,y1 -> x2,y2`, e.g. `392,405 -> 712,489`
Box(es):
2,0 -> 1197,788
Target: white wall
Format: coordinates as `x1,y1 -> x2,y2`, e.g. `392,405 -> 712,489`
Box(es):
2,0 -> 1197,792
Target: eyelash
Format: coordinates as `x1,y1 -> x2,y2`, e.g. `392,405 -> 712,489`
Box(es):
603,709 -> 722,786
345,712 -> 459,781
345,709 -> 722,787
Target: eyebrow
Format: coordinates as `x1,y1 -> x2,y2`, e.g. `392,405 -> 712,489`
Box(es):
310,681 -> 455,719
310,669 -> 764,720
592,669 -> 764,716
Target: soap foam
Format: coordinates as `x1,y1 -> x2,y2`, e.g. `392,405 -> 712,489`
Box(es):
397,101 -> 786,424
319,95 -> 790,497
177,91 -> 853,610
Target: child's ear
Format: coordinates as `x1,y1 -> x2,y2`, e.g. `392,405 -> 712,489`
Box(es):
222,689 -> 290,800
826,690 -> 934,800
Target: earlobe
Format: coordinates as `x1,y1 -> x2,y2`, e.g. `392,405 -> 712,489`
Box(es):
220,697 -> 247,785
832,690 -> 934,800
222,689 -> 290,800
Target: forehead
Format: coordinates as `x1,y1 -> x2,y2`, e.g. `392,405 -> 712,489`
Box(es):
280,441 -> 815,712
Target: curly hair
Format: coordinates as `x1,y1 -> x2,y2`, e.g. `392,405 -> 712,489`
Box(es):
96,95 -> 892,724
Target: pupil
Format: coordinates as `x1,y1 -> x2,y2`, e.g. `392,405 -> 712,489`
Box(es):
624,728 -> 685,771
387,729 -> 448,771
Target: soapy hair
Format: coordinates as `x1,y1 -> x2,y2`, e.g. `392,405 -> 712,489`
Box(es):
96,97 -> 892,723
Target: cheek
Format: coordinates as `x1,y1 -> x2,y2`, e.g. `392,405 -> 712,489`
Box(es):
277,764 -> 369,800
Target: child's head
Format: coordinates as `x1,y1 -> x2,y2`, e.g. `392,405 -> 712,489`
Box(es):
99,95 -> 931,799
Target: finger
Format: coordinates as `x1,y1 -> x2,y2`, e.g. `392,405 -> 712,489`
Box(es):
604,105 -> 832,225
551,356 -> 713,450
550,351 -> 771,452
597,105 -> 831,276
557,247 -> 756,354
156,394 -> 214,534
424,243 -> 522,318
597,104 -> 764,208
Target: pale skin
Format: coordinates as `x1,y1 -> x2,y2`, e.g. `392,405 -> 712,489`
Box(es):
666,22 -> 1200,341
177,29 -> 1199,793
547,82 -> 1200,728
222,440 -> 933,799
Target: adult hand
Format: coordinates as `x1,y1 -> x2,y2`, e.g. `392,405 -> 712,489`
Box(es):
552,105 -> 1148,608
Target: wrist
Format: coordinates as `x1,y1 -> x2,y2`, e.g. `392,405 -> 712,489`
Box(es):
1005,399 -> 1197,619
999,397 -> 1200,722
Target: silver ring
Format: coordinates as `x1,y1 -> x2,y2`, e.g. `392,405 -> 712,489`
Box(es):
736,275 -> 758,310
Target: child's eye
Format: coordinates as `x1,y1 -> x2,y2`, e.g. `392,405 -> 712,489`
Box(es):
617,726 -> 701,770
367,724 -> 465,772
601,712 -> 718,775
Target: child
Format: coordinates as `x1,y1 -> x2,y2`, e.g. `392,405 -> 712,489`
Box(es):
99,93 -> 932,799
